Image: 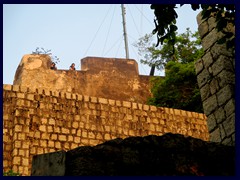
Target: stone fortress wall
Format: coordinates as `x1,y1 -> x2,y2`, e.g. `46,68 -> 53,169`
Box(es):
3,84 -> 209,176
195,12 -> 235,145
13,55 -> 152,104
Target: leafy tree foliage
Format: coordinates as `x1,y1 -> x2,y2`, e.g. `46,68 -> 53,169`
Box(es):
151,4 -> 235,51
136,29 -> 204,112
148,61 -> 203,113
3,170 -> 21,176
134,28 -> 203,71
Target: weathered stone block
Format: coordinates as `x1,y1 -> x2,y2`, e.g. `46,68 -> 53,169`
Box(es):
202,95 -> 218,116
210,128 -> 221,143
222,113 -> 235,137
72,122 -> 78,129
3,84 -> 12,91
212,55 -> 234,76
48,118 -> 55,125
48,140 -> 55,148
217,70 -> 235,88
31,150 -> 66,176
55,142 -> 61,149
59,135 -> 67,142
207,16 -> 217,31
44,89 -> 50,96
62,128 -> 69,134
26,94 -> 34,101
224,99 -> 235,117
51,134 -> 57,140
123,101 -> 131,108
197,68 -> 210,88
198,20 -> 209,38
209,78 -> 220,95
99,98 -> 108,104
13,156 -> 21,165
206,114 -> 216,132
13,85 -> 20,92
217,85 -> 234,106
214,107 -> 226,124
66,92 -> 71,99
19,86 -> 28,93
41,133 -> 50,140
201,29 -> 218,51
39,125 -> 46,132
132,102 -> 138,109
14,125 -> 22,132
76,94 -> 83,101
202,51 -> 213,69
143,105 -> 149,111
199,84 -> 211,102
108,99 -> 115,106
195,58 -> 204,75
104,133 -> 111,140
211,43 -> 234,60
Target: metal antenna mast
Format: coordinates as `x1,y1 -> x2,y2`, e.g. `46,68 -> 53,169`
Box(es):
121,4 -> 129,59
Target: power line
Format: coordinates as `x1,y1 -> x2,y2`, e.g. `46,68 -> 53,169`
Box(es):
115,36 -> 123,57
84,5 -> 112,57
102,5 -> 116,56
103,35 -> 122,57
133,4 -> 154,28
126,5 -> 141,37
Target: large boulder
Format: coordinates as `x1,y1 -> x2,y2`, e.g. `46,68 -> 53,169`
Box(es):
64,133 -> 234,176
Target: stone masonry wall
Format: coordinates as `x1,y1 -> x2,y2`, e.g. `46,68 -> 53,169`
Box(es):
13,55 -> 152,104
3,84 -> 209,176
195,12 -> 235,145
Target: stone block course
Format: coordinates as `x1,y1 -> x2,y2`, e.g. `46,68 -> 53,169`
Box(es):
3,85 -> 208,176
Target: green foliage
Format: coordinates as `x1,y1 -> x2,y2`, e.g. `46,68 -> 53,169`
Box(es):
32,47 -> 60,64
134,29 -> 203,71
148,61 -> 203,113
136,29 -> 204,112
3,169 -> 21,176
151,4 -> 235,51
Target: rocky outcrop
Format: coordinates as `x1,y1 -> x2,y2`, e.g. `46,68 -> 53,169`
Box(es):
32,133 -> 235,176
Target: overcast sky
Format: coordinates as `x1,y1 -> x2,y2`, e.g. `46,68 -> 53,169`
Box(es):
3,4 -> 201,84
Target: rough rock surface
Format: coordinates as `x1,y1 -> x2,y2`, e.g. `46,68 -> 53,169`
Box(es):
65,133 -> 235,176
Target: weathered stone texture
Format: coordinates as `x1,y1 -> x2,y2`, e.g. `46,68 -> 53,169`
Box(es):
13,55 -> 152,104
195,12 -> 235,146
32,133 -> 235,176
31,150 -> 66,176
202,95 -> 218,116
3,84 -> 208,176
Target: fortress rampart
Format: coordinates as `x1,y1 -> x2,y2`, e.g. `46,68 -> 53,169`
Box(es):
13,55 -> 152,104
3,84 -> 209,175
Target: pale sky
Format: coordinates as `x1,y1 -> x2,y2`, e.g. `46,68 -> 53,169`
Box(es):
3,4 -> 201,84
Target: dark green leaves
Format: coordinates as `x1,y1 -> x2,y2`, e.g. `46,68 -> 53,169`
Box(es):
152,4 -> 235,51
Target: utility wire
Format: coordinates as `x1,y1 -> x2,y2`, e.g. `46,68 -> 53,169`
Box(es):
133,4 -> 154,28
103,35 -> 123,57
115,36 -> 123,57
127,34 -> 148,74
126,5 -> 141,37
102,5 -> 116,56
84,5 -> 112,57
